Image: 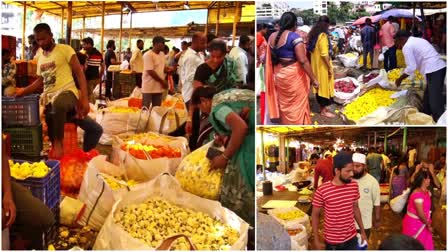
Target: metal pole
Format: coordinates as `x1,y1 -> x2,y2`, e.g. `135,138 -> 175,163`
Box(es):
21,2 -> 26,60
402,127 -> 408,155
100,2 -> 105,53
231,2 -> 241,47
215,2 -> 220,36
384,130 -> 387,154
374,131 -> 377,148
261,130 -> 266,180
65,1 -> 72,45
119,3 -> 123,60
61,8 -> 64,42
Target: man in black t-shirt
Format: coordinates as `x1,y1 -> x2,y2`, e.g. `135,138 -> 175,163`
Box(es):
104,40 -> 117,99
82,37 -> 104,103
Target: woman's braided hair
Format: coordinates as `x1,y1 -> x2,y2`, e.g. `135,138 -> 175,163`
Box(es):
271,12 -> 297,65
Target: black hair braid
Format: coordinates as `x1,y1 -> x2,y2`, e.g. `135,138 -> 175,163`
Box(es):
271,12 -> 297,65
274,28 -> 286,49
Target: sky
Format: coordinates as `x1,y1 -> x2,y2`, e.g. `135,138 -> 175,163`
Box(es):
288,1 -> 314,10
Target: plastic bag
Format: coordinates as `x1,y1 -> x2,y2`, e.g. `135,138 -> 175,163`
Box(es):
96,106 -> 150,145
60,196 -> 86,226
289,224 -> 308,250
337,53 -> 359,68
175,142 -> 224,200
77,155 -> 152,230
60,149 -> 99,197
333,77 -> 361,105
267,207 -> 311,233
378,53 -> 384,61
390,188 -> 411,213
93,174 -> 249,250
110,133 -> 188,180
130,87 -> 142,98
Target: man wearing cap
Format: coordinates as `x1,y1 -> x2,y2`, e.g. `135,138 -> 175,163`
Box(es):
312,152 -> 367,250
142,36 -> 170,107
394,30 -> 446,122
353,152 -> 381,239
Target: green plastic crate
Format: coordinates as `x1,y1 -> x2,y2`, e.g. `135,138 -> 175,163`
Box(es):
3,124 -> 43,157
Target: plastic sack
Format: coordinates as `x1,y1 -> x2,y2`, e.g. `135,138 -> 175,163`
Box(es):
333,77 -> 361,105
110,133 -> 187,180
93,83 -> 106,99
390,188 -> 411,213
130,87 -> 142,98
96,106 -> 150,145
175,141 -> 224,200
60,196 -> 86,226
337,53 -> 359,68
93,174 -> 249,250
60,149 -> 99,197
437,110 -> 447,125
356,106 -> 435,125
289,224 -> 308,250
267,207 -> 311,233
378,53 -> 384,61
77,155 -> 152,231
148,95 -> 188,134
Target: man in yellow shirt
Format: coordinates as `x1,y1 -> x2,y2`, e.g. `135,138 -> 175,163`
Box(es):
16,23 -> 102,158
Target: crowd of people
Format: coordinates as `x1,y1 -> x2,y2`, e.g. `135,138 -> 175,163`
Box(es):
291,142 -> 445,250
257,11 -> 447,124
3,22 -> 257,249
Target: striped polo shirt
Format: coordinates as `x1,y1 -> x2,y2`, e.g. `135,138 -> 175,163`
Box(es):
85,48 -> 103,80
312,180 -> 360,244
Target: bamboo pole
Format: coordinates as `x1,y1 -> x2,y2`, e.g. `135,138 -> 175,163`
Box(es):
231,2 -> 241,47
215,2 -> 220,36
82,16 -> 86,40
65,1 -> 72,45
100,2 -> 105,53
119,3 -> 123,59
128,13 -> 132,48
21,2 -> 26,60
205,7 -> 209,34
60,8 -> 64,41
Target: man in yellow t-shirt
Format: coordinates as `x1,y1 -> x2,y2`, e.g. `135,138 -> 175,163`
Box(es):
16,23 -> 102,158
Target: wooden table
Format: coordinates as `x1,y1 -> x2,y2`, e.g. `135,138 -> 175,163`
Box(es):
257,190 -> 313,215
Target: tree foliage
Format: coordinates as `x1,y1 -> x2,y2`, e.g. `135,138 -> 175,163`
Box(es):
295,9 -> 320,26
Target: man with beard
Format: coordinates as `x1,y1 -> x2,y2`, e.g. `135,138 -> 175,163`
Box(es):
352,152 -> 381,239
130,39 -> 144,88
82,37 -> 104,103
312,152 -> 367,250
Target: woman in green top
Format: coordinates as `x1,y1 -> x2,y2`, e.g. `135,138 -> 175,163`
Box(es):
190,86 -> 255,228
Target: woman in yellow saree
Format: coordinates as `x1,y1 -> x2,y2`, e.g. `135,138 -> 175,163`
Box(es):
265,12 -> 319,125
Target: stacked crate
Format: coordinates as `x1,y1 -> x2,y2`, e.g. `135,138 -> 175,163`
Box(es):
2,94 -> 42,159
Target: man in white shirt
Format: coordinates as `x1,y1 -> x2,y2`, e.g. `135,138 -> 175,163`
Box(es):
130,39 -> 144,88
352,153 -> 381,239
179,33 -> 207,107
142,36 -> 168,107
229,35 -> 252,85
332,23 -> 346,54
394,30 -> 446,121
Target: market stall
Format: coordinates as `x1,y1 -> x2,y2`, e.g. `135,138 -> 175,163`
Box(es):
256,126 -> 446,250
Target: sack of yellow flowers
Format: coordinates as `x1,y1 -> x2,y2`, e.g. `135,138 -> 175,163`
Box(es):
175,142 -> 224,200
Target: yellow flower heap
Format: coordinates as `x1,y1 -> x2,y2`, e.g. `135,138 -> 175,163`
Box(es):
387,68 -> 424,84
275,209 -> 306,221
108,106 -> 139,113
103,176 -> 138,190
9,160 -> 50,180
114,197 -> 239,250
344,88 -> 397,121
175,146 -> 223,200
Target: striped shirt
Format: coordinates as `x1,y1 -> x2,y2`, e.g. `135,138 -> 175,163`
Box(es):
85,48 -> 103,80
312,180 -> 360,244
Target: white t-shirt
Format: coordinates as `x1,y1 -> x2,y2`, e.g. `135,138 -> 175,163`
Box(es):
402,36 -> 446,76
354,173 -> 380,230
142,50 -> 166,94
335,27 -> 345,40
229,46 -> 248,84
180,47 -> 205,103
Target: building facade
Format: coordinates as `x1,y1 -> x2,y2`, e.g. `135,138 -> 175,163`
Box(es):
256,1 -> 290,18
313,1 -> 328,15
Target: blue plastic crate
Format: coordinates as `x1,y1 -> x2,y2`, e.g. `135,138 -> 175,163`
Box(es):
2,94 -> 40,126
12,159 -> 61,210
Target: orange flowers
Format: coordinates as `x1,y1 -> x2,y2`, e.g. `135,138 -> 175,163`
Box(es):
121,142 -> 181,160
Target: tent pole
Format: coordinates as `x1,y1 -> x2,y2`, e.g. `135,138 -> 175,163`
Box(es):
65,1 -> 72,45
215,2 -> 220,36
21,2 -> 26,60
119,3 -> 123,60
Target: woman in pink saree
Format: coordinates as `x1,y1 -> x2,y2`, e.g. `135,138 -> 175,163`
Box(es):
402,170 -> 434,250
265,12 -> 319,125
